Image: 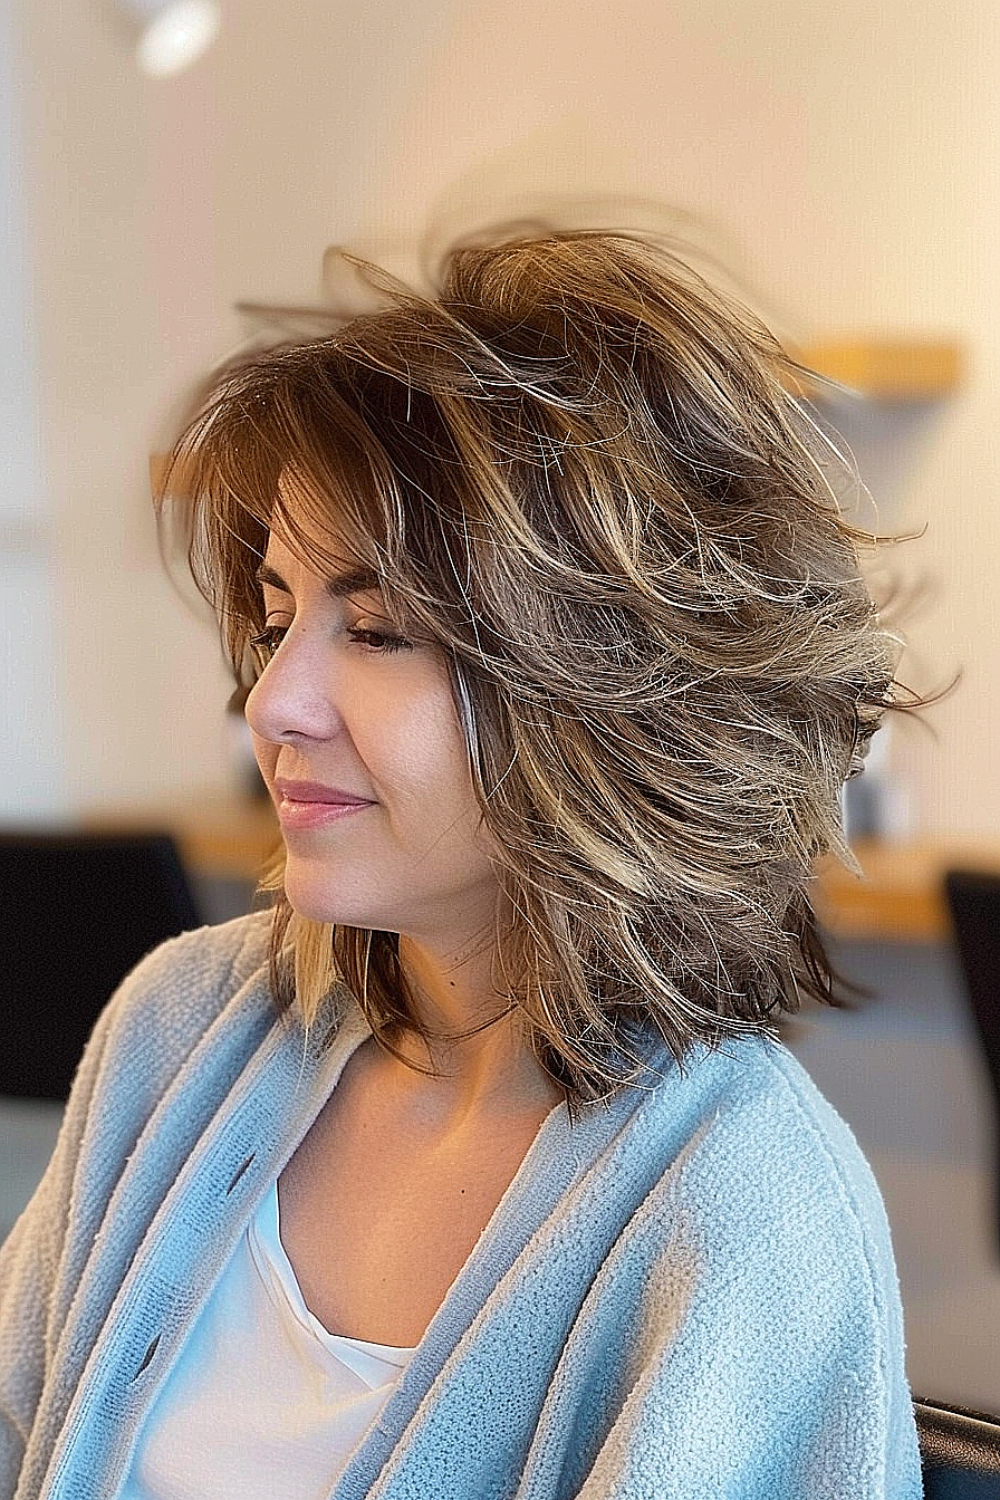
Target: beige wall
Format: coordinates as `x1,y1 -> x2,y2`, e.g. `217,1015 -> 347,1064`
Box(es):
12,0 -> 999,833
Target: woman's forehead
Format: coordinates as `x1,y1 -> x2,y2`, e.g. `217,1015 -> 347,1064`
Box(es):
261,524 -> 381,596
273,466 -> 350,533
269,470 -> 373,577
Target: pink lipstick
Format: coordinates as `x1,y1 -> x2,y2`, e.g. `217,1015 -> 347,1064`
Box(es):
273,779 -> 375,830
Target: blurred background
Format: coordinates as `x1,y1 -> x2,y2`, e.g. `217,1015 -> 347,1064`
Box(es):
3,0 -> 1000,1412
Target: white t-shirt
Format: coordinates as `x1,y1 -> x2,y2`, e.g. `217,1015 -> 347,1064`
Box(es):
120,1180 -> 416,1499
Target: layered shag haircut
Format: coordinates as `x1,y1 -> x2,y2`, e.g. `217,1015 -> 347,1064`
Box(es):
160,225 -> 914,1104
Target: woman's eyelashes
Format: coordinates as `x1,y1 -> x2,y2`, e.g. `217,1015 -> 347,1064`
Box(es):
248,623 -> 287,661
343,624 -> 412,655
248,621 -> 412,664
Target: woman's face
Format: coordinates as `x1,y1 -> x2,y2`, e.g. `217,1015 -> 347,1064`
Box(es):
244,519 -> 504,949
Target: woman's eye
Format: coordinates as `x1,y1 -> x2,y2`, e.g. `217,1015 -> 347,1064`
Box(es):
249,625 -> 286,661
248,623 -> 412,664
347,626 -> 412,655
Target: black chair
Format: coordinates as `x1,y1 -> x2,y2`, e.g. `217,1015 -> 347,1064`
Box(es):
942,869 -> 1000,1255
0,830 -> 202,1100
916,1398 -> 1000,1497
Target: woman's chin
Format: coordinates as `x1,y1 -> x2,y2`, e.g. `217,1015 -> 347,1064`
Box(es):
282,873 -> 383,929
287,898 -> 360,926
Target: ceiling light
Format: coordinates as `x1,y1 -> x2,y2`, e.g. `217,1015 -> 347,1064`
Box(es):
116,0 -> 222,77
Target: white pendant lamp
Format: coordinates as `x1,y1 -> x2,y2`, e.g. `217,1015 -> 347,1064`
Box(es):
116,0 -> 221,77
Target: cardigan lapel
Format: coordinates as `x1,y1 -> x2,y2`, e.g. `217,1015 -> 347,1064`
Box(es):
331,1036 -> 677,1500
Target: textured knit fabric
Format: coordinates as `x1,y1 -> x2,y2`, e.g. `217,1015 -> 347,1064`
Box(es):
118,1180 -> 414,1499
0,912 -> 924,1499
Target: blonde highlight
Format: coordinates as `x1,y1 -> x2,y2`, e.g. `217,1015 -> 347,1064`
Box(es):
159,224 -> 937,1103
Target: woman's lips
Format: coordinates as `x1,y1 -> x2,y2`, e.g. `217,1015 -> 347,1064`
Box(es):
276,797 -> 373,830
273,779 -> 376,829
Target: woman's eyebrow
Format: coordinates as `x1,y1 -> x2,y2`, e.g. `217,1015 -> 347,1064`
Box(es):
254,562 -> 382,599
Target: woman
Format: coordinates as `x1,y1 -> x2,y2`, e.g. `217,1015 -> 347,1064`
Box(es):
0,226 -> 925,1497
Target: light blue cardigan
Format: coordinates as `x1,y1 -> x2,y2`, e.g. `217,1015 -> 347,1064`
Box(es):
0,912 -> 923,1499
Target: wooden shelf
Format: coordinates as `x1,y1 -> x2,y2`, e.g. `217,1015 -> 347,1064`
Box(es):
788,338 -> 964,402
149,451 -> 190,497
812,837 -> 1000,943
81,796 -> 280,882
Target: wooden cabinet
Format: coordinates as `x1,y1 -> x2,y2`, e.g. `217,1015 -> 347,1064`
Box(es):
788,337 -> 964,402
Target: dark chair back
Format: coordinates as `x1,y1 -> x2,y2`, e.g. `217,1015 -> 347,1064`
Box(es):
943,868 -> 1000,1255
916,1397 -> 1000,1498
944,870 -> 1000,1097
0,830 -> 201,1099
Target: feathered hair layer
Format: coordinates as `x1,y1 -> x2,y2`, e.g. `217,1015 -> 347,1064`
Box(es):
160,226 -> 912,1103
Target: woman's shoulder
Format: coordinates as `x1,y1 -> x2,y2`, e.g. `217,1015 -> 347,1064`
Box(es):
563,1036 -> 918,1494
640,1030 -> 899,1277
612,1032 -> 917,1477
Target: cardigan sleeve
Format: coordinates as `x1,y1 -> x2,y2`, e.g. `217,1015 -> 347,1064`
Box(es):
0,986 -> 122,1497
0,913 -> 272,1500
524,1043 -> 924,1500
571,1198 -> 924,1500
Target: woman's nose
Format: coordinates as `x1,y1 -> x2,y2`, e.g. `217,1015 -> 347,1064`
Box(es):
244,626 -> 343,744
